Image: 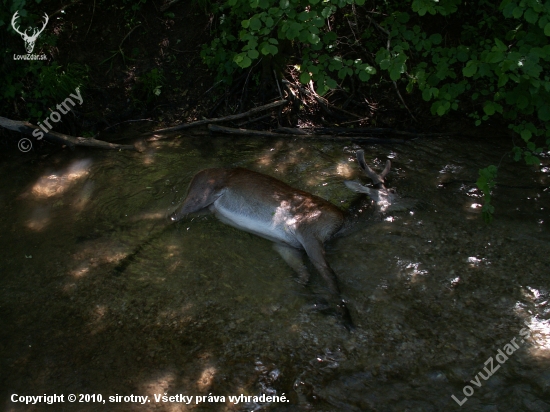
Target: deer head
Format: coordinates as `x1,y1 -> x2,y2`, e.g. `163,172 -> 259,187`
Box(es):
11,11 -> 49,54
345,150 -> 396,212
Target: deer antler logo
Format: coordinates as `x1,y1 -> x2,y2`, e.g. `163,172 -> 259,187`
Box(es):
11,11 -> 49,54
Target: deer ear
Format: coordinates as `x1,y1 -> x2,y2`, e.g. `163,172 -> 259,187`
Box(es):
344,181 -> 379,201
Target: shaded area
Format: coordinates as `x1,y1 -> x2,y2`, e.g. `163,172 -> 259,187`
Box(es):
0,135 -> 550,411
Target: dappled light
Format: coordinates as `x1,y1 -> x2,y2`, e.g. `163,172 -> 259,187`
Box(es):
25,205 -> 51,231
335,161 -> 353,178
516,287 -> 550,360
88,304 -> 109,335
395,259 -> 428,284
70,263 -> 91,278
196,366 -> 217,391
70,180 -> 95,211
26,159 -> 92,199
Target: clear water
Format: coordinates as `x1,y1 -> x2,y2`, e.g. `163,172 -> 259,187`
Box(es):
1,134 -> 549,411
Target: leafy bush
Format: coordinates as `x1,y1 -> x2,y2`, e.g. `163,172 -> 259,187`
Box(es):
201,0 -> 550,221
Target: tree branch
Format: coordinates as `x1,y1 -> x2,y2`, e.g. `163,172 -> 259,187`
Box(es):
0,116 -> 137,151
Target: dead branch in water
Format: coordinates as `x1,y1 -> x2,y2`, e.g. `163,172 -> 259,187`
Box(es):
0,116 -> 137,151
149,99 -> 287,136
208,124 -> 406,144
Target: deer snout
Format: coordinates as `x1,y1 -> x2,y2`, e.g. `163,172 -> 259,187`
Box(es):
169,209 -> 182,222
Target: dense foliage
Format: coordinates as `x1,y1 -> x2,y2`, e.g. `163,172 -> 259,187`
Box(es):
201,0 -> 550,221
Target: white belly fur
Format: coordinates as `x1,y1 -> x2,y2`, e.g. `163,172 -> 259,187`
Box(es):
211,201 -> 301,248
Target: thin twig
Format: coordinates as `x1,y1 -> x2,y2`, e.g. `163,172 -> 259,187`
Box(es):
84,0 -> 95,39
148,99 -> 287,135
274,69 -> 283,100
236,114 -> 273,127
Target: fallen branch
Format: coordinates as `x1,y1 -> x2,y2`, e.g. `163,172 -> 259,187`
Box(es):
150,99 -> 287,135
208,124 -> 406,144
0,116 -> 137,151
296,126 -> 450,137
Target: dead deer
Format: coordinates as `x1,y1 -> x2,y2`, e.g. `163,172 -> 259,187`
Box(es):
170,150 -> 392,329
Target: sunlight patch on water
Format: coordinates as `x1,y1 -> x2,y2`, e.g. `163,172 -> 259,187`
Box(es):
140,371 -> 180,408
196,366 -> 217,391
70,264 -> 91,278
28,159 -> 92,199
396,259 -> 428,283
336,161 -> 353,178
467,256 -> 490,267
25,206 -> 51,231
516,287 -> 550,359
89,304 -> 108,335
525,317 -> 550,358
72,180 -> 95,211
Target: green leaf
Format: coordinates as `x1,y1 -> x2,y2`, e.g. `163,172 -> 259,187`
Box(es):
463,61 -> 478,77
248,49 -> 259,59
524,8 -> 538,24
326,77 -> 338,89
307,32 -> 320,44
486,51 -> 504,63
545,23 -> 550,36
358,71 -> 371,81
494,38 -> 507,52
483,101 -> 495,116
498,74 -> 508,87
422,87 -> 432,101
316,83 -> 329,96
300,71 -> 311,84
249,17 -> 262,30
286,22 -> 302,39
397,12 -> 410,23
321,6 -> 334,18
512,6 -> 523,19
429,33 -> 442,45
520,129 -> 532,142
280,0 -> 289,9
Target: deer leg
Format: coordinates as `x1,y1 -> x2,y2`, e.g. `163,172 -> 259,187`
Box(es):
272,243 -> 311,285
300,235 -> 354,330
299,236 -> 340,294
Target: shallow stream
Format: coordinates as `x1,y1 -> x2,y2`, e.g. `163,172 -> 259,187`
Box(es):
1,134 -> 549,411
